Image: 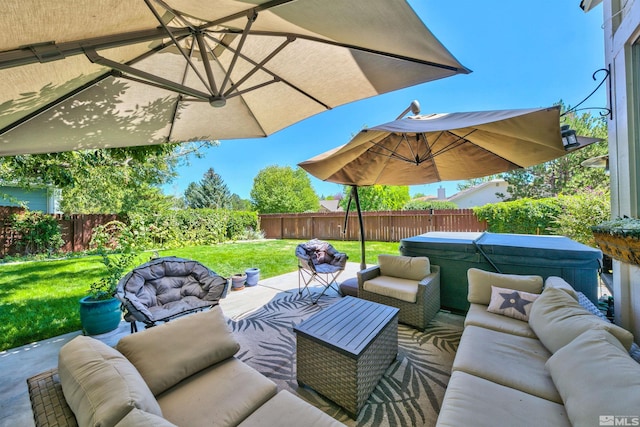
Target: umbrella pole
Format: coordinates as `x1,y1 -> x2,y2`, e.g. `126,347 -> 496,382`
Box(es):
352,186 -> 366,271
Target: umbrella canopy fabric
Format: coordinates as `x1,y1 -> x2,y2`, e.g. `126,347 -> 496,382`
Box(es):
299,106 -> 578,186
0,0 -> 469,156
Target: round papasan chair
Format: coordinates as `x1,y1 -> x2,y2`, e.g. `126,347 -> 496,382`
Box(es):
116,256 -> 229,332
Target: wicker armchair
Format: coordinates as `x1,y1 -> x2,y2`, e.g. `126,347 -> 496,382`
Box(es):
357,255 -> 440,330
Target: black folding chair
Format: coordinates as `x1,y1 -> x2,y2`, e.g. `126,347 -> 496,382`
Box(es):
296,239 -> 348,304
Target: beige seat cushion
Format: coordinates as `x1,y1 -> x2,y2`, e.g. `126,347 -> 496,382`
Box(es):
543,276 -> 578,300
157,358 -> 277,427
453,325 -> 560,403
378,254 -> 430,280
117,306 -> 240,395
467,268 -> 543,305
238,390 -> 346,427
363,275 -> 419,303
436,371 -> 570,427
115,409 -> 177,427
58,336 -> 162,427
464,303 -> 537,338
546,329 -> 640,426
529,287 -> 634,352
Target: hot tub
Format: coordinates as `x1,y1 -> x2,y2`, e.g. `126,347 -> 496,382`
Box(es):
399,232 -> 602,313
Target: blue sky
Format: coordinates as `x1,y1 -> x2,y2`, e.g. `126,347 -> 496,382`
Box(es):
162,0 -> 606,201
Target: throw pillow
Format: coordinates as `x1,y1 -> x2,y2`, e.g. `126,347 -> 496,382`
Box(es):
546,329 -> 640,426
529,286 -> 634,352
378,254 -> 430,280
486,285 -> 539,321
117,305 -> 240,395
543,276 -> 578,301
467,268 -> 543,306
58,336 -> 162,427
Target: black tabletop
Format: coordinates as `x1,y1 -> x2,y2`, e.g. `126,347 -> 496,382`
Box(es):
294,296 -> 399,358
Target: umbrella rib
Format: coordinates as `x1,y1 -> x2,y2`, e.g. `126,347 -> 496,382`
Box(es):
196,0 -> 298,30
0,71 -> 112,136
223,38 -> 292,98
204,33 -> 331,109
226,79 -> 279,99
228,30 -> 466,73
143,0 -> 213,95
194,33 -> 218,95
219,12 -> 257,95
429,129 -> 477,158
84,49 -> 212,100
443,129 -> 524,168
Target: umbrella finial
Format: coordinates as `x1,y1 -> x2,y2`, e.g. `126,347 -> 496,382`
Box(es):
396,100 -> 421,119
210,96 -> 226,108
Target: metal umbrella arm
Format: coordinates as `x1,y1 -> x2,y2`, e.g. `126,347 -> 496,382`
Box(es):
341,186 -> 366,271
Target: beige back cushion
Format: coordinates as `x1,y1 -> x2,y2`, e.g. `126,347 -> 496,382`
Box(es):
543,276 -> 579,301
467,268 -> 543,306
378,254 -> 430,281
58,336 -> 162,427
529,287 -> 634,352
546,329 -> 640,426
117,306 -> 240,395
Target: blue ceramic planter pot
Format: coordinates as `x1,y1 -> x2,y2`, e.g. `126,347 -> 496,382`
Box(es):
79,296 -> 121,335
245,268 -> 260,286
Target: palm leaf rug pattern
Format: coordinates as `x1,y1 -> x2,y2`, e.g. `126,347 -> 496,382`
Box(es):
228,292 -> 463,427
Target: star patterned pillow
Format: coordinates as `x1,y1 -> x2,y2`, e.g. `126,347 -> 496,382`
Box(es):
486,285 -> 540,321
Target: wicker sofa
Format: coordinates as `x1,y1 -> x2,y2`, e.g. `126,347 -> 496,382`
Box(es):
27,307 -> 345,427
357,254 -> 440,330
436,269 -> 640,426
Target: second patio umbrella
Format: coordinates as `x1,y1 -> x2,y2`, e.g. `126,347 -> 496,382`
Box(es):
299,105 -> 588,268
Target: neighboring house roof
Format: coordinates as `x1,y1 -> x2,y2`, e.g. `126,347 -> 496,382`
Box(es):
413,195 -> 438,201
319,199 -> 343,212
446,179 -> 509,208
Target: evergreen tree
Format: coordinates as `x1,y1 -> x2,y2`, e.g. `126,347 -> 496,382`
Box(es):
184,168 -> 231,209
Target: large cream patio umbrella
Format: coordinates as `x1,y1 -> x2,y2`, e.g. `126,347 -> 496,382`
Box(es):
299,105 -> 593,268
0,0 -> 469,156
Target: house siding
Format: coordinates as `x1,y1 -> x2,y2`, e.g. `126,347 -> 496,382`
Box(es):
0,187 -> 56,213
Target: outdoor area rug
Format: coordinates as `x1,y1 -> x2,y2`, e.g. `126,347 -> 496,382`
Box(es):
227,291 -> 464,427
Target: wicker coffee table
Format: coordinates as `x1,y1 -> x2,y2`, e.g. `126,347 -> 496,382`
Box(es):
294,296 -> 399,418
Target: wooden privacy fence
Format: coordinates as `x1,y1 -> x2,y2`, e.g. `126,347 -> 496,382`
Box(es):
0,206 -> 119,257
259,209 -> 487,242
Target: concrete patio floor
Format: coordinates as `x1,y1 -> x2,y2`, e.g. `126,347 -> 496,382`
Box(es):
0,262 -> 364,427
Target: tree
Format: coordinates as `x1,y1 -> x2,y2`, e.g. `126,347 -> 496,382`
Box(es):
1,141 -> 215,214
229,194 -> 253,211
339,185 -> 410,211
250,166 -> 319,213
184,168 -> 231,209
500,104 -> 608,200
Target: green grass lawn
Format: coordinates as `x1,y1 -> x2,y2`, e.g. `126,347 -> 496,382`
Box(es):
0,239 -> 400,351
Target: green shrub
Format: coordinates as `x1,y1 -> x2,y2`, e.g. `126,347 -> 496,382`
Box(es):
402,200 -> 458,210
136,209 -> 259,248
474,191 -> 610,246
474,198 -> 564,235
89,220 -> 141,252
10,211 -> 64,256
554,190 -> 610,246
225,210 -> 259,240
